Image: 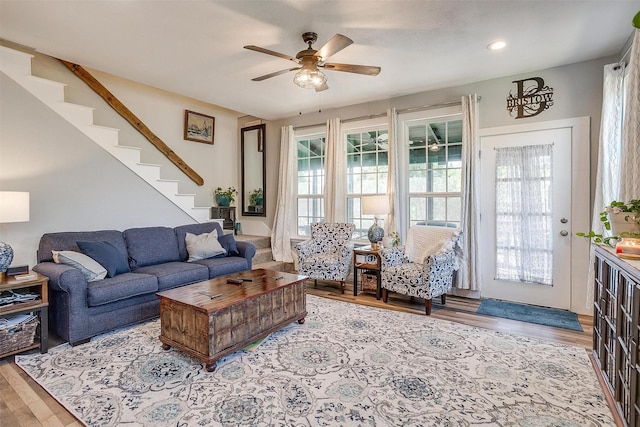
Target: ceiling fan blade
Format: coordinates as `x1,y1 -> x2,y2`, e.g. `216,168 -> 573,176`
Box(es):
315,81 -> 329,92
244,45 -> 299,63
315,34 -> 353,61
323,62 -> 381,76
252,67 -> 300,81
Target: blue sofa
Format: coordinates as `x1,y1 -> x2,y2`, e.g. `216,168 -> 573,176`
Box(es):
33,222 -> 256,345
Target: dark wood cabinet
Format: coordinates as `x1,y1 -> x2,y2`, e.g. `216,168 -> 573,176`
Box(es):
593,245 -> 640,426
210,206 -> 236,230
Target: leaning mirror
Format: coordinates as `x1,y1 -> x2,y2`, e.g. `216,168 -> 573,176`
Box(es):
241,123 -> 266,217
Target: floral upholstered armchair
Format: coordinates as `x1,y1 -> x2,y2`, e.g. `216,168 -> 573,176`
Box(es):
294,223 -> 355,294
380,225 -> 462,315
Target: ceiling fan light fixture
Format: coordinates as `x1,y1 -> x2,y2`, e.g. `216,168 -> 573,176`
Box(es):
487,40 -> 506,50
293,68 -> 327,89
428,142 -> 442,152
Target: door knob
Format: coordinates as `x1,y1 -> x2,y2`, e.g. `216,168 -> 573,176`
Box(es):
560,230 -> 568,236
560,218 -> 568,223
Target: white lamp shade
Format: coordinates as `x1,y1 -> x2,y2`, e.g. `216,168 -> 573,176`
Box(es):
0,191 -> 30,223
362,195 -> 390,216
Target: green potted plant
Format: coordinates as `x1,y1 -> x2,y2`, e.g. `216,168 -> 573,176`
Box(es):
382,231 -> 401,248
577,199 -> 640,245
214,186 -> 237,207
249,188 -> 263,206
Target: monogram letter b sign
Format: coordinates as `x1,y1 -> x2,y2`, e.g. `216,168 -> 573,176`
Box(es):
506,77 -> 554,119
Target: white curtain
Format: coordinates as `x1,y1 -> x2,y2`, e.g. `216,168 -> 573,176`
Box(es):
386,108 -> 401,237
619,29 -> 640,201
586,42 -> 640,307
270,125 -> 296,262
324,118 -> 346,223
458,94 -> 480,290
495,144 -> 554,285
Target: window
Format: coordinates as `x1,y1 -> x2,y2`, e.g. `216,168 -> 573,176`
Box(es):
345,123 -> 389,240
296,133 -> 326,236
407,115 -> 462,227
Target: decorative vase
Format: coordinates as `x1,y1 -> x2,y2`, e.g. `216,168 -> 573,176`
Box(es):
367,222 -> 384,249
608,211 -> 640,236
0,241 -> 13,274
216,194 -> 231,207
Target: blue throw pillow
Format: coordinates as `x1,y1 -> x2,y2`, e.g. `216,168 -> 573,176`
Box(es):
218,233 -> 239,257
77,241 -> 130,278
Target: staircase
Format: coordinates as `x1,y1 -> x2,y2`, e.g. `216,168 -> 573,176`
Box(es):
0,45 -> 209,222
236,234 -> 293,272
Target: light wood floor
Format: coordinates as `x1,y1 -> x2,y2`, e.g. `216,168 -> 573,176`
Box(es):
0,281 -> 595,427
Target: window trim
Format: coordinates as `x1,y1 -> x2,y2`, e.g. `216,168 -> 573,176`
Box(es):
293,126 -> 327,239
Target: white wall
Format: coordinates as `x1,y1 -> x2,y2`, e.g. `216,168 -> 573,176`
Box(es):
0,45 -> 244,267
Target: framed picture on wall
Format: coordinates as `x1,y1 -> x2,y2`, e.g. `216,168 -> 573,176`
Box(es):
184,110 -> 215,144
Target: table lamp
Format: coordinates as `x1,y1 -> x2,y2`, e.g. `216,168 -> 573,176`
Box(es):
0,191 -> 30,279
362,195 -> 389,250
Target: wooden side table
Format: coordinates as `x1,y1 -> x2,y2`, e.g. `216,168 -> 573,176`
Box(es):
0,272 -> 49,358
353,246 -> 382,300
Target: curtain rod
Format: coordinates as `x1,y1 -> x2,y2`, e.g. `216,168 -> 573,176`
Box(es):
292,97 -> 478,131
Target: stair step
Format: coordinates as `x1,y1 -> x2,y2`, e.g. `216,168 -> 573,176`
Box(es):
23,75 -> 65,103
83,124 -> 121,147
253,247 -> 273,265
55,102 -> 95,125
0,46 -> 34,76
236,234 -> 271,250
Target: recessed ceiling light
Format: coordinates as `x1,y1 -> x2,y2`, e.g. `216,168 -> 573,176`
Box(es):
487,40 -> 506,50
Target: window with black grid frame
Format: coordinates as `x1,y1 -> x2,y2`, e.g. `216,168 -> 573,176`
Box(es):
408,116 -> 463,228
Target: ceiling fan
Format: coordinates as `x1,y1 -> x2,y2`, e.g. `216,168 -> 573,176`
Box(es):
244,32 -> 381,92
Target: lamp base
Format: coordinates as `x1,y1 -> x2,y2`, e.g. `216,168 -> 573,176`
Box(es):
367,222 -> 384,250
0,241 -> 14,278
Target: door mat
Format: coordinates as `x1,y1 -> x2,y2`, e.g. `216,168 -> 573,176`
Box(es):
477,299 -> 583,332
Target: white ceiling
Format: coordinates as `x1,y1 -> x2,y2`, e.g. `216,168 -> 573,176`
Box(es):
0,1 -> 637,121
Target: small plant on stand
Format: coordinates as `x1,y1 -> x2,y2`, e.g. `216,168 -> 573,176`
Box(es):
214,187 -> 237,207
577,199 -> 640,245
249,188 -> 263,206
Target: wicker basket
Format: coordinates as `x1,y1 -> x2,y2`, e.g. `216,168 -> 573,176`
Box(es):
0,316 -> 39,355
361,271 -> 378,292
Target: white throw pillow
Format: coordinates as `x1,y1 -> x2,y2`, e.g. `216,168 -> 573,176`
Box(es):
52,250 -> 108,282
185,230 -> 226,261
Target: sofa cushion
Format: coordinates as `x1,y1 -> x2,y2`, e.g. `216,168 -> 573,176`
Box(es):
87,272 -> 158,307
52,250 -> 107,282
185,230 -> 226,261
174,222 -> 224,262
133,261 -> 208,290
218,233 -> 240,256
37,230 -> 126,263
77,241 -> 131,278
193,256 -> 249,278
124,227 -> 180,269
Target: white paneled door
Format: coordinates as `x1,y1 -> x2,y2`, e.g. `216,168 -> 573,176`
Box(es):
479,126 -> 572,309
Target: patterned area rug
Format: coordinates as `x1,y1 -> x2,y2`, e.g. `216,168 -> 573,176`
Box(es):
16,295 -> 613,426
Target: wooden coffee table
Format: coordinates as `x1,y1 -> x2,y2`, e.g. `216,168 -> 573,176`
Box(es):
157,269 -> 307,371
